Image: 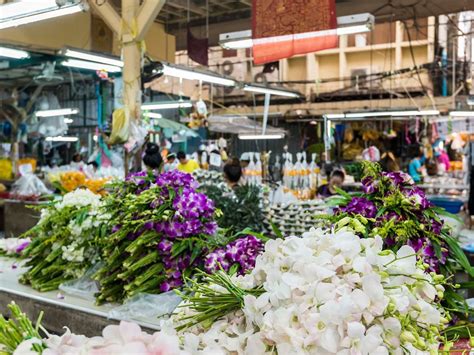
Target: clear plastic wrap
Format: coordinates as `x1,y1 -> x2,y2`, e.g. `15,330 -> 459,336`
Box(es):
11,173 -> 51,197
108,292 -> 182,323
59,264 -> 101,301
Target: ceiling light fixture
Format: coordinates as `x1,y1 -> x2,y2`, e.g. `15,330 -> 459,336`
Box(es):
327,110 -> 440,119
159,62 -> 236,86
449,111 -> 474,117
36,108 -> 79,117
219,13 -> 374,49
243,84 -> 301,98
0,46 -> 29,59
0,1 -> 86,30
45,136 -> 79,142
145,112 -> 164,119
61,48 -> 123,67
141,101 -> 193,110
64,118 -> 74,124
61,59 -> 122,73
238,133 -> 285,140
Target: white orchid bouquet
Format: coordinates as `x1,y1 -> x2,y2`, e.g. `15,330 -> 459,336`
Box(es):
174,228 -> 456,354
19,189 -> 107,292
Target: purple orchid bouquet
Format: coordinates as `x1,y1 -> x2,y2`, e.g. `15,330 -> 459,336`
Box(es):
94,170 -> 263,304
320,162 -> 474,316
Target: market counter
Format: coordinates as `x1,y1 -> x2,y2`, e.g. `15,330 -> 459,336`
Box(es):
0,258 -> 161,337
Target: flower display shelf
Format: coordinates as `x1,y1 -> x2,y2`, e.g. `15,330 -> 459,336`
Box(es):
0,257 -> 160,337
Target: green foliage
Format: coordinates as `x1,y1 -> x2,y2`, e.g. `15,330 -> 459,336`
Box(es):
200,184 -> 265,233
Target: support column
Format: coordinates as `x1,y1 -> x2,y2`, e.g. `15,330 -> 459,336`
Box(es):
339,35 -> 347,90
306,53 -> 319,98
122,0 -> 141,122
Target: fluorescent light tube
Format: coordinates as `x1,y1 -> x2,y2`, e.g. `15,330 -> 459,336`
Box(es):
45,136 -> 78,142
325,113 -> 345,119
335,110 -> 440,119
142,101 -> 193,110
0,0 -> 58,21
450,111 -> 474,117
0,3 -> 84,30
336,24 -> 371,36
243,85 -> 301,98
62,59 -> 122,73
389,110 -> 439,117
0,46 -> 29,59
219,13 -> 374,49
222,38 -> 253,50
238,134 -> 284,140
146,112 -> 163,119
63,48 -> 123,67
162,64 -> 236,86
36,108 -> 79,117
64,118 -> 74,124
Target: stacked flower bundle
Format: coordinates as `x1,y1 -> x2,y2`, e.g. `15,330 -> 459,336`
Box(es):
319,162 -> 473,316
94,170 -> 221,304
19,189 -> 105,292
175,229 -> 456,354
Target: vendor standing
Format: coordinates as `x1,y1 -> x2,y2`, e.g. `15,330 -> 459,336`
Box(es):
177,151 -> 200,173
408,149 -> 424,183
317,169 -> 345,198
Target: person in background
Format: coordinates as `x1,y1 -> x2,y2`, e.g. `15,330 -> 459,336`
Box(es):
408,148 -> 424,183
436,149 -> 451,172
143,142 -> 163,171
177,151 -> 200,173
380,151 -> 400,172
87,161 -> 98,173
223,158 -> 243,190
317,169 -> 345,198
164,153 -> 177,172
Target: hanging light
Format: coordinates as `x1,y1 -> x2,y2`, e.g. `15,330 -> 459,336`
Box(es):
62,59 -> 122,73
64,118 -> 74,124
238,133 -> 284,140
61,47 -> 124,67
243,84 -> 301,98
325,110 -> 440,120
219,13 -> 374,49
152,62 -> 236,87
45,136 -> 79,142
36,108 -> 79,117
449,111 -> 474,117
0,46 -> 29,59
0,1 -> 86,30
141,101 -> 193,110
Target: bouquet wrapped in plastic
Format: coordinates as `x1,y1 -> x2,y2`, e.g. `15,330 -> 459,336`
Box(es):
19,189 -> 106,291
94,170 -> 220,304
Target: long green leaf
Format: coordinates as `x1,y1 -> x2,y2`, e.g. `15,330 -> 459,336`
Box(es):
445,235 -> 474,277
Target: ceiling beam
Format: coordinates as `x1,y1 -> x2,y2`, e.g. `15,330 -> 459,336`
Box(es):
136,0 -> 166,40
166,0 -> 207,16
88,0 -> 121,35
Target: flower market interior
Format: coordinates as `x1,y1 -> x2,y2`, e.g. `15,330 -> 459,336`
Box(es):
2,0 -> 474,353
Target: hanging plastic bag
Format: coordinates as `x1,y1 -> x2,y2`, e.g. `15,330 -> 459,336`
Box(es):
124,119 -> 148,153
109,108 -> 129,145
11,173 -> 51,197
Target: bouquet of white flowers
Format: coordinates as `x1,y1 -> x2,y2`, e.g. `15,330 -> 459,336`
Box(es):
19,189 -> 107,291
176,228 -> 453,354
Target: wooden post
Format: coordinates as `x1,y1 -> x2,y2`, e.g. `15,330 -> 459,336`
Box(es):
88,0 -> 165,175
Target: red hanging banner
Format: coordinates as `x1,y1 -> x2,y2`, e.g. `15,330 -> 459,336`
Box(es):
252,0 -> 338,65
